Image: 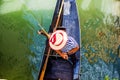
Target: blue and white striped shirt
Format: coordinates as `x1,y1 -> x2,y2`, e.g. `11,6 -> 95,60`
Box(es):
61,36 -> 78,52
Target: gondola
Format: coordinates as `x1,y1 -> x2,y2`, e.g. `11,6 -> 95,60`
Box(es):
38,0 -> 80,80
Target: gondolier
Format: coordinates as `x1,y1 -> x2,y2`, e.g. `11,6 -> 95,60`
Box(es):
38,27 -> 79,60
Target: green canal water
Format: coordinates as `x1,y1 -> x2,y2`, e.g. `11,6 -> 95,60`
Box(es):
0,0 -> 56,80
0,0 -> 120,80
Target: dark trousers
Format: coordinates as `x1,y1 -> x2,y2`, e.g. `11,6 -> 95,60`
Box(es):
44,57 -> 73,80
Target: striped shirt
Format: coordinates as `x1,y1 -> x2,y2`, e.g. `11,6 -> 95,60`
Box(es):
61,36 -> 78,52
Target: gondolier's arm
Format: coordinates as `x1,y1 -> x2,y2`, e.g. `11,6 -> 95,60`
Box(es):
55,50 -> 68,60
66,45 -> 79,55
55,45 -> 79,60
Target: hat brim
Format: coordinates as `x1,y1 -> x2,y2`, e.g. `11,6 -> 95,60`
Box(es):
49,30 -> 68,50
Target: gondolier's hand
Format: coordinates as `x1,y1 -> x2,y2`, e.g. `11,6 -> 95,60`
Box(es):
37,30 -> 43,34
60,53 -> 68,60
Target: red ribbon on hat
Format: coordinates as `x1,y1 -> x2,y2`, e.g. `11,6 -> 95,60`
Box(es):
49,32 -> 64,46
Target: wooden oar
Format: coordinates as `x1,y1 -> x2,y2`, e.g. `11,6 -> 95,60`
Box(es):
54,0 -> 64,31
39,0 -> 64,80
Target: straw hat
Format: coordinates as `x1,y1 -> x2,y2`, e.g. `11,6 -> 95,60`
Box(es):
49,30 -> 68,50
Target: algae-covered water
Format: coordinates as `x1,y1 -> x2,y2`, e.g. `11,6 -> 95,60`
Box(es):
0,0 -> 56,80
77,0 -> 120,80
0,0 -> 120,80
